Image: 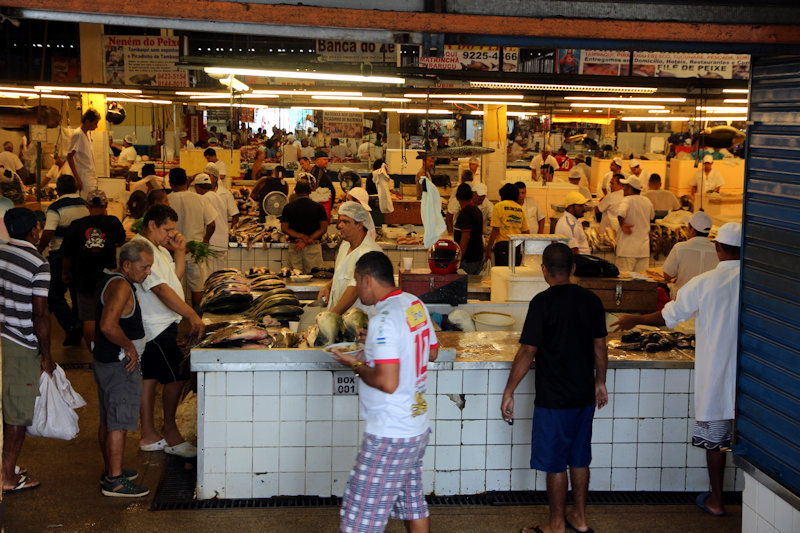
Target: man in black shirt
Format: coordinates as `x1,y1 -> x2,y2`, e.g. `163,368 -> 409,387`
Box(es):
61,190 -> 126,351
453,183 -> 484,275
502,243 -> 608,533
279,180 -> 329,273
311,151 -> 335,204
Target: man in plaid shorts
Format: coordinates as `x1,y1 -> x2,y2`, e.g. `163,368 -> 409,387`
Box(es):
332,251 -> 438,533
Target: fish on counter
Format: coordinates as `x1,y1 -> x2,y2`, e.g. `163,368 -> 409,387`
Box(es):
199,269 -> 253,314
342,308 -> 368,342
416,146 -> 495,159
306,311 -> 344,347
195,323 -> 273,349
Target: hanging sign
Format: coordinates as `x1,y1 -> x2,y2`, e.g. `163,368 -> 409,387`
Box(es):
556,49 -> 631,76
322,111 -> 363,138
316,40 -> 396,63
420,45 -> 501,71
632,52 -> 750,79
102,35 -> 188,87
503,47 -> 520,72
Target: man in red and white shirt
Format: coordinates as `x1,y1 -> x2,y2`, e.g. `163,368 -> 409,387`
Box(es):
332,251 -> 439,533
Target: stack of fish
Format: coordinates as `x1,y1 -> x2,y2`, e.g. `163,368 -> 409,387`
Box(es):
585,226 -> 617,252
650,225 -> 688,259
229,217 -> 286,250
250,274 -> 287,291
245,287 -> 303,322
195,321 -> 273,348
616,330 -> 695,352
310,266 -> 334,279
306,308 -> 368,347
199,269 -> 253,314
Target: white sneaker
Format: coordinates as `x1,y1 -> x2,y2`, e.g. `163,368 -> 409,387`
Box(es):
164,441 -> 197,458
139,438 -> 167,452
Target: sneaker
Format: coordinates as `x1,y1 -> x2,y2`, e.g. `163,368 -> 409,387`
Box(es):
101,475 -> 149,498
99,468 -> 138,485
164,441 -> 197,458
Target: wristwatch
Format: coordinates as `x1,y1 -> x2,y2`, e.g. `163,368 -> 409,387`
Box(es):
352,362 -> 364,376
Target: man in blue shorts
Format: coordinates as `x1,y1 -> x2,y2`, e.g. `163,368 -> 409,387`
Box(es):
332,251 -> 438,533
502,242 -> 608,533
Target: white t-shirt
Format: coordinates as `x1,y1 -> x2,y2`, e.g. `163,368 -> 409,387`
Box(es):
117,146 -> 138,166
328,236 -> 383,313
216,186 -> 239,222
629,169 -> 650,191
330,144 -> 349,160
300,146 -> 315,159
0,151 -> 24,172
644,189 -> 681,213
661,236 -> 719,294
661,261 -> 740,421
529,154 -> 559,177
68,128 -> 97,199
131,234 -> 183,340
360,289 -> 438,438
46,162 -> 71,182
554,211 -> 590,254
616,194 -> 654,258
689,168 -> 725,193
524,196 -> 546,230
168,190 -> 218,242
280,143 -> 299,164
597,189 -> 624,232
211,160 -> 227,178
202,190 -> 232,251
596,171 -> 614,197
478,199 -> 493,234
357,141 -> 371,158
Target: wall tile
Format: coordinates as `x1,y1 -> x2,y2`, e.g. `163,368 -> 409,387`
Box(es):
332,471 -> 351,496
252,447 -> 279,472
612,443 -> 637,468
612,419 -> 638,443
332,396 -> 359,421
592,418 -> 613,443
226,422 -> 253,447
591,443 -> 612,468
227,396 -> 253,422
252,473 -> 279,498
512,395 -> 534,420
757,516 -> 777,533
742,472 -> 756,509
486,470 -> 511,492
595,395 -> 614,419
279,421 -> 306,447
535,471 -> 548,491
661,443 -> 687,468
488,370 -> 510,393
436,420 -> 462,446
662,418 -> 688,442
253,371 -> 279,394
686,445 -> 706,468
331,421 -> 359,446
434,471 -> 460,495
461,394 -> 488,420
462,370 -> 489,394
613,393 -> 639,418
511,444 -> 531,469
204,447 -> 226,473
422,469 -> 434,494
461,445 -> 486,471
663,393 -> 689,418
614,369 -> 640,393
486,419 -> 513,445
757,479 -> 776,526
253,421 -> 280,447
205,396 -> 227,422
226,473 -> 253,499
307,371 -> 334,396
279,447 -> 306,473
665,369 -> 691,393
515,373 -> 535,394
226,448 -> 253,473
589,468 -> 611,491
436,394 -> 464,420
511,418 -> 532,445
638,393 -> 664,418
485,444 -> 511,470
307,396 -> 333,421
227,372 -> 253,396
774,494 -> 794,533
461,420 -> 487,445
332,446 -> 357,470
742,504 -> 758,533
685,467 -> 708,491
611,467 -> 636,490
306,421 -> 333,447
461,470 -> 486,494
306,447 -> 332,473
280,371 -> 307,395
435,445 -> 461,471
425,373 -> 437,394
205,421 -> 227,448
511,468 -> 536,491
637,419 -> 662,443
205,372 -> 227,396
724,466 -> 736,491
253,396 -> 279,421
306,473 -> 332,497
639,369 -> 665,393
636,443 -> 662,468
661,467 -> 686,491
437,370 -> 462,394
279,472 -> 305,495
636,468 -> 661,491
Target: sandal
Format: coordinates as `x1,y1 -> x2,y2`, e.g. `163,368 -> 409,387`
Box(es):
3,474 -> 40,494
14,465 -> 27,476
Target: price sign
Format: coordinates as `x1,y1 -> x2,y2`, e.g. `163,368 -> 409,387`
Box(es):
333,371 -> 359,395
30,124 -> 47,142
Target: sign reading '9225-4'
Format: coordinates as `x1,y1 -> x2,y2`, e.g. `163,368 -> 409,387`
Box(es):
334,371 -> 359,395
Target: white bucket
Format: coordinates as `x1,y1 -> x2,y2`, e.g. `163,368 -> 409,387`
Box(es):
472,311 -> 516,331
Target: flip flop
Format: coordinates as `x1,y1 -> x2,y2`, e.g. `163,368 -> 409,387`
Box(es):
696,491 -> 726,517
3,474 -> 40,494
139,438 -> 167,452
520,527 -> 544,533
565,518 -> 595,533
14,465 -> 27,476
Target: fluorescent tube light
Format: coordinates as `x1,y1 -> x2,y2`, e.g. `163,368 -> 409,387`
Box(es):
205,67 -> 404,84
622,116 -> 690,122
34,85 -> 142,94
722,88 -> 749,94
564,96 -> 686,103
470,81 -> 657,93
311,95 -> 410,102
571,103 -> 665,110
111,98 -> 173,105
443,100 -> 539,106
381,108 -> 452,114
404,93 -> 524,99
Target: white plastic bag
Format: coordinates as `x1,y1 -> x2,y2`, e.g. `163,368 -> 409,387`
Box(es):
27,365 -> 85,440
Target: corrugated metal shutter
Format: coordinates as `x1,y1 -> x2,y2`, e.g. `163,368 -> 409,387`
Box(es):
736,55 -> 800,496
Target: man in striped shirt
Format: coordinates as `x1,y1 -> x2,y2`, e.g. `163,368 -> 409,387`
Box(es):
0,207 -> 56,493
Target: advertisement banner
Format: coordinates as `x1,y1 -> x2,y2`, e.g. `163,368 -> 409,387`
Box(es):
316,40 -> 396,63
556,49 -> 631,76
51,57 -> 81,82
632,52 -> 750,79
503,47 -> 520,72
102,35 -> 188,87
322,111 -> 363,138
420,45 -> 501,71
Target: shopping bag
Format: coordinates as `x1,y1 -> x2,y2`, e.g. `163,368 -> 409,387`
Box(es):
51,365 -> 86,409
26,365 -> 82,440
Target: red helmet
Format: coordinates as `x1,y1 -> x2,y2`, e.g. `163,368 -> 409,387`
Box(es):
428,239 -> 462,274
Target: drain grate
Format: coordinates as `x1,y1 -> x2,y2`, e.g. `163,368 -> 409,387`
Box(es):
151,457 -> 741,511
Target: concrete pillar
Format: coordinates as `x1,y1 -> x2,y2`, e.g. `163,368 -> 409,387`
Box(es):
79,23 -> 104,84
386,112 -> 402,149
481,104 -> 508,202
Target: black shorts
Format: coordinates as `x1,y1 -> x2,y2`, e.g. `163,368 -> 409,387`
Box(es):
141,323 -> 190,384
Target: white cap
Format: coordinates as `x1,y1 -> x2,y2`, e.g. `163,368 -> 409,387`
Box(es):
179,131 -> 188,138
193,173 -> 213,186
203,164 -> 220,179
472,182 -> 488,196
612,157 -> 624,167
620,175 -> 643,190
208,137 -> 219,145
123,135 -> 135,144
714,222 -> 742,247
568,168 -> 582,180
287,134 -> 295,142
338,201 -> 373,227
629,159 -> 641,168
689,211 -> 712,233
703,154 -> 714,163
347,187 -> 371,211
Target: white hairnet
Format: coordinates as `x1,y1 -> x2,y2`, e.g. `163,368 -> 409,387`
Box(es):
203,164 -> 220,179
338,201 -> 376,240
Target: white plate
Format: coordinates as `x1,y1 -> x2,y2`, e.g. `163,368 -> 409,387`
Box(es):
291,275 -> 313,283
324,342 -> 364,356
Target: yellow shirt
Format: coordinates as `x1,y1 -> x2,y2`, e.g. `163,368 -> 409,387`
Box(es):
491,200 -> 529,242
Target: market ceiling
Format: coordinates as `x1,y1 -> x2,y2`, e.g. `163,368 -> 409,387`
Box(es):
5,0 -> 800,53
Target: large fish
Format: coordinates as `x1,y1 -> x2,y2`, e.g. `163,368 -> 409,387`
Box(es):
0,105 -> 62,130
309,311 -> 344,347
416,146 -> 494,159
342,308 -> 369,342
695,125 -> 745,149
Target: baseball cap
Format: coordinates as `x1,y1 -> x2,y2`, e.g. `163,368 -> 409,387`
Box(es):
564,191 -> 588,207
87,189 -> 108,207
347,187 -> 371,211
714,222 -> 742,247
703,154 -> 714,163
123,135 -> 135,144
193,173 -> 213,186
620,175 -> 643,190
472,182 -> 488,196
568,168 -> 582,180
574,153 -> 586,161
203,164 -> 220,179
4,207 -> 45,235
612,157 -> 624,167
629,159 -> 641,168
208,137 -> 219,145
689,211 -> 712,233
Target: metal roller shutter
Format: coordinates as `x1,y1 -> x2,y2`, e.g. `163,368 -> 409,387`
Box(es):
736,55 -> 800,496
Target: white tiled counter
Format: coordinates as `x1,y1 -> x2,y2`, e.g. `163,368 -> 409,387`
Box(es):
192,336 -> 742,499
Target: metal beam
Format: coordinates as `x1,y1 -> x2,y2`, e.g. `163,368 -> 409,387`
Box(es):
5,0 -> 800,46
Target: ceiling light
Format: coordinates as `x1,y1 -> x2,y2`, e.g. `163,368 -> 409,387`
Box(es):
722,88 -> 749,94
291,106 -> 373,112
252,90 -> 362,96
443,100 -> 539,106
175,91 -> 230,96
648,109 -> 671,114
111,97 -> 173,105
311,95 -> 410,102
564,96 -> 686,103
381,108 -> 452,114
197,102 -> 270,108
0,86 -> 50,93
622,116 -> 690,122
470,81 -> 657,93
404,93 -> 524,99
34,85 -> 142,94
219,75 -> 250,92
189,94 -> 279,100
470,111 -> 537,117
723,99 -> 748,104
696,116 -> 747,121
696,106 -> 748,113
205,67 -> 404,84
571,103 -> 665,109
0,92 -> 36,99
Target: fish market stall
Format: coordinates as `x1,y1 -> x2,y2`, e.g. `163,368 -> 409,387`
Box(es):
191,275 -> 743,499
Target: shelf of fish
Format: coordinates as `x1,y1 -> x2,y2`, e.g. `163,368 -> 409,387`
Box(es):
229,216 -> 287,249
